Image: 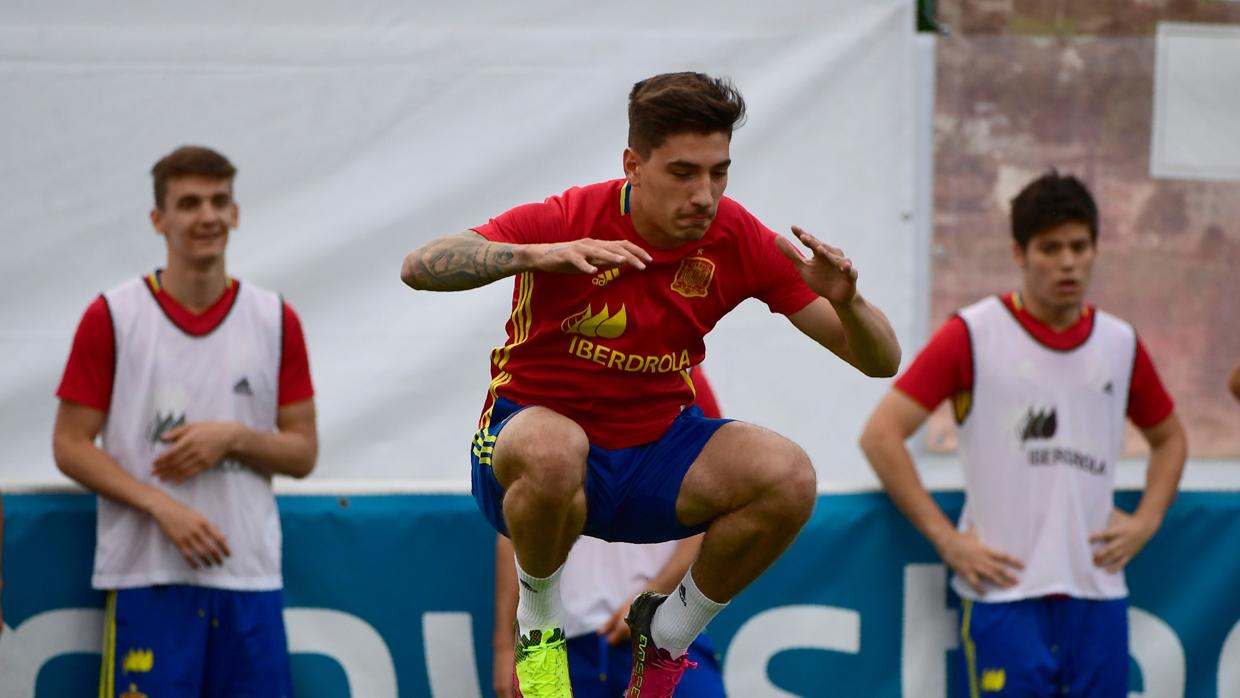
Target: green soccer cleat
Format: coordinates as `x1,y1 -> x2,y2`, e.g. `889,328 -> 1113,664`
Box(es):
514,626 -> 573,697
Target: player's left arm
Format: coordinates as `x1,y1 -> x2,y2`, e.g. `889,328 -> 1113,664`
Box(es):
778,227 -> 900,377
1089,412 -> 1187,573
599,534 -> 704,645
152,399 -> 319,481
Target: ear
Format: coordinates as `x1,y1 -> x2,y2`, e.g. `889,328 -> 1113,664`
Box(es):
150,207 -> 166,236
228,201 -> 240,229
1011,239 -> 1026,270
622,147 -> 641,185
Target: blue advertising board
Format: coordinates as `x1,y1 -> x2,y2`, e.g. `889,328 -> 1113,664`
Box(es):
2,490 -> 1237,696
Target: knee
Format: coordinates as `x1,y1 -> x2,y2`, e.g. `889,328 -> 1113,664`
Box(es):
495,410 -> 589,502
766,444 -> 817,523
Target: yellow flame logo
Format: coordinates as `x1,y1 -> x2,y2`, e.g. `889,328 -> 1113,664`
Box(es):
561,304 -> 627,338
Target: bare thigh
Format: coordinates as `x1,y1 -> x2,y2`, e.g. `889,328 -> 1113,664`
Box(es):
675,421 -> 816,527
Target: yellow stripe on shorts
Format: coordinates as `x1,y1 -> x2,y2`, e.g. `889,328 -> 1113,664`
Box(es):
961,597 -> 979,698
99,590 -> 117,698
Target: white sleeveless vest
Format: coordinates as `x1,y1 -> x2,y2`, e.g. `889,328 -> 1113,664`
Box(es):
95,277 -> 284,590
953,296 -> 1135,601
560,537 -> 678,639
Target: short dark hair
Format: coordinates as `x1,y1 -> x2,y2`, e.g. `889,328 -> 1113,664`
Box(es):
1010,170 -> 1098,248
151,145 -> 237,208
627,72 -> 747,157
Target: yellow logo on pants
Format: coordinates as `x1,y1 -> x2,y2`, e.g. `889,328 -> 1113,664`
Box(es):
122,648 -> 154,674
981,668 -> 1006,692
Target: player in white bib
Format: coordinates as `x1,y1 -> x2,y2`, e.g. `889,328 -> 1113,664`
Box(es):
860,171 -> 1186,697
53,146 -> 318,698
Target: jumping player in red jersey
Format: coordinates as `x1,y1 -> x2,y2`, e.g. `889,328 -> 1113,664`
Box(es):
401,72 -> 901,696
860,172 -> 1187,697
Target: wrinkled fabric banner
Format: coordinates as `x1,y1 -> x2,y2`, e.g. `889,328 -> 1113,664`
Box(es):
0,1 -> 915,484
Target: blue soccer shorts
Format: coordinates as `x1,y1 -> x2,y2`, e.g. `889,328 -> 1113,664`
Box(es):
957,596 -> 1128,697
471,396 -> 733,543
100,585 -> 295,698
566,632 -> 724,697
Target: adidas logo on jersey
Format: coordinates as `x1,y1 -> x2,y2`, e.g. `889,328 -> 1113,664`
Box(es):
233,377 -> 253,396
592,268 -> 621,287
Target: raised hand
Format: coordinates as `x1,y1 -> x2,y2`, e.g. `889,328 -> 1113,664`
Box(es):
775,226 -> 859,305
530,238 -> 652,275
153,421 -> 241,483
938,527 -> 1024,595
148,495 -> 231,569
1089,508 -> 1157,574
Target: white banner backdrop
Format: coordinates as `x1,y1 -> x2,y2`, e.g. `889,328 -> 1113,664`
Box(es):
0,1 -> 916,483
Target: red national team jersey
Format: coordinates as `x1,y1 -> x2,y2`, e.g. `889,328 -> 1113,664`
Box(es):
473,179 -> 816,448
895,292 -> 1173,428
57,272 -> 314,411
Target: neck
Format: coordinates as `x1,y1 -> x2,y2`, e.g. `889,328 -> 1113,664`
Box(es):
1017,289 -> 1081,332
160,259 -> 228,313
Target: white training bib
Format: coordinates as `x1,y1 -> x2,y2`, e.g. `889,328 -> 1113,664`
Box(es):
559,537 -> 679,639
954,296 -> 1135,602
95,277 -> 284,591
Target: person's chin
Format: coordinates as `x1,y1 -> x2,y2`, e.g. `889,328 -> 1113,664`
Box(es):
676,222 -> 711,240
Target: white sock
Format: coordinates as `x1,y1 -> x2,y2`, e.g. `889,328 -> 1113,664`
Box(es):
651,566 -> 727,658
515,558 -> 565,638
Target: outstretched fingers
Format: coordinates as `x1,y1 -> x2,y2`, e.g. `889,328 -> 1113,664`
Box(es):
792,226 -> 855,278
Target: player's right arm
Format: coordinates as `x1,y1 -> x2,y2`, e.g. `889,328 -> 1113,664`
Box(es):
860,391 -> 1023,593
53,401 -> 231,569
400,230 -> 650,292
492,534 -> 518,698
859,318 -> 1023,594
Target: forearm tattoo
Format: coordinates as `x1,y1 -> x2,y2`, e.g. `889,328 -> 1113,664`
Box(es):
406,234 -> 520,291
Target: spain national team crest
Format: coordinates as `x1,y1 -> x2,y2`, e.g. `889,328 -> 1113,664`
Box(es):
671,256 -> 715,298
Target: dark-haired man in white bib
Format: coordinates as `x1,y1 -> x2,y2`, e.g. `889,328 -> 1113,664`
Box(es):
861,171 -> 1187,697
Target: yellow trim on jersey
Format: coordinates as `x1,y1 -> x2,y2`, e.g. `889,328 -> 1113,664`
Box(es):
619,181 -> 631,215
680,368 -> 697,400
99,590 -> 117,698
953,389 -> 973,425
145,272 -> 160,293
491,272 -> 534,372
480,272 -> 533,431
961,598 -> 980,698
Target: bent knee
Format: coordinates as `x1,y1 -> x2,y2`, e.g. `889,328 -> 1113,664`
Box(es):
768,445 -> 817,518
492,408 -> 589,496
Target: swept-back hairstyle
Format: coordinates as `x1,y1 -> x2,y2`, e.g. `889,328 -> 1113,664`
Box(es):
627,72 -> 746,157
151,145 -> 237,208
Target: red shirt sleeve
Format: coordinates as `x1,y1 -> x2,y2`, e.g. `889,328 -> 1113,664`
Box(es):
56,296 -> 115,411
472,197 -> 568,245
749,228 -> 819,316
1127,337 -> 1174,428
279,302 -> 315,406
690,367 -> 723,419
893,316 -> 973,410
